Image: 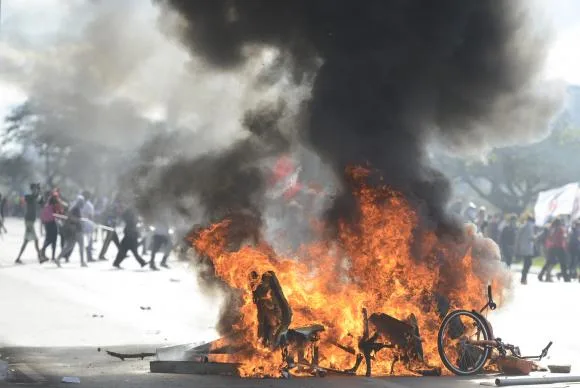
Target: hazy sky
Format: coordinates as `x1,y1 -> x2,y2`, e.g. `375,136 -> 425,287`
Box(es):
0,0 -> 579,119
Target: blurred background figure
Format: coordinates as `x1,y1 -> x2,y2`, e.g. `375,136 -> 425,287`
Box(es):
149,219 -> 172,270
81,190 -> 95,262
517,215 -> 536,285
539,218 -> 570,282
15,184 -> 47,265
113,205 -> 147,270
56,198 -> 87,268
463,202 -> 478,223
487,213 -> 502,244
40,193 -> 60,262
476,206 -> 488,235
0,192 -> 7,236
98,196 -> 121,260
499,215 -> 518,268
567,220 -> 580,280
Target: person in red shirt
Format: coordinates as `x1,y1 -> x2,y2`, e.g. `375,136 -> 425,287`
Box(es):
538,218 -> 570,282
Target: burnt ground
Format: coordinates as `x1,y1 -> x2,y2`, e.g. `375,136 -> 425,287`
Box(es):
2,344 -> 579,388
0,345 -> 517,388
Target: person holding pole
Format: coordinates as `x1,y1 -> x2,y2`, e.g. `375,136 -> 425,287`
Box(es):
55,198 -> 86,267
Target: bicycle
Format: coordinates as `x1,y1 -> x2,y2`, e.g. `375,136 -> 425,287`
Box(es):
437,285 -> 552,376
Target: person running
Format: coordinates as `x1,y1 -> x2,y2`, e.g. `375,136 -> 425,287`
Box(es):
15,184 -> 47,264
149,220 -> 172,270
112,206 -> 147,269
55,198 -> 87,267
516,215 -> 536,285
40,195 -> 60,262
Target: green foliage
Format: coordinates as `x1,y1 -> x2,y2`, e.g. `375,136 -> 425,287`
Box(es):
439,117 -> 580,213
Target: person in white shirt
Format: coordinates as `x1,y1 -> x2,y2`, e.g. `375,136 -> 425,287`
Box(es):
81,191 -> 95,262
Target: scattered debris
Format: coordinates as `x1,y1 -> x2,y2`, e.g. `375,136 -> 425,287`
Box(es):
150,361 -> 240,376
61,376 -> 81,384
99,349 -> 155,361
169,278 -> 180,283
547,365 -> 571,374
495,356 -> 536,375
91,314 -> 104,318
140,306 -> 151,310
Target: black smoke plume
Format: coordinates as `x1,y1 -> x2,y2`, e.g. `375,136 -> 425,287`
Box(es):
129,102 -> 290,235
156,0 -> 559,237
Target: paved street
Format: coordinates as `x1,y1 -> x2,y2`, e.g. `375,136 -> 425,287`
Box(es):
1,217 -> 579,387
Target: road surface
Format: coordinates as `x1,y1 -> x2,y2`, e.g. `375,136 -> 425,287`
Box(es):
1,217 -> 579,387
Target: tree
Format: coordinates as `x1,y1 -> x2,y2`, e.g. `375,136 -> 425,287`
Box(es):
437,115 -> 580,214
0,154 -> 34,191
2,101 -> 72,187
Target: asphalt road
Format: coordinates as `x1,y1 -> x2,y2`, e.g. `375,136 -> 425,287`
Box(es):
1,217 -> 579,387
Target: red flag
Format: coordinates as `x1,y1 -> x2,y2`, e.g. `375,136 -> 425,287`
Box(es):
270,155 -> 302,199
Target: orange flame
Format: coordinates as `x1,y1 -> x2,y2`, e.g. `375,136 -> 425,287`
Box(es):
190,167 -> 509,377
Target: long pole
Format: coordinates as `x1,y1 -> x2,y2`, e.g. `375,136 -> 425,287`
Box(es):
495,375 -> 580,386
53,213 -> 114,232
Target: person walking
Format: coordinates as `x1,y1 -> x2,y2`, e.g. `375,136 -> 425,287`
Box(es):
40,195 -> 59,261
98,197 -> 121,260
499,215 -> 518,268
55,199 -> 87,267
486,213 -> 501,244
476,207 -> 488,235
516,215 -> 536,284
539,218 -> 570,282
15,184 -> 47,264
149,220 -> 172,270
81,191 -> 95,262
0,193 -> 7,236
567,220 -> 580,280
112,206 -> 147,269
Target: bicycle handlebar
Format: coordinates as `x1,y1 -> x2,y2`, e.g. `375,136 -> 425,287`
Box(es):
540,341 -> 553,359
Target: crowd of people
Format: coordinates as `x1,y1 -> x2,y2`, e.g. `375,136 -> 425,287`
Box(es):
5,180 -> 580,282
456,202 -> 580,285
1,183 -> 175,271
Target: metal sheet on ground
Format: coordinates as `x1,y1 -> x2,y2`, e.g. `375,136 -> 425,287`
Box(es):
150,361 -> 240,376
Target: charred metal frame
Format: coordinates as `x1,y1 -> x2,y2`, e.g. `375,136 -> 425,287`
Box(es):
252,270 -> 440,377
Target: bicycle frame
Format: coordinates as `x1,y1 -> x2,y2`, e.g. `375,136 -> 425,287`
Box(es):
468,286 -> 552,362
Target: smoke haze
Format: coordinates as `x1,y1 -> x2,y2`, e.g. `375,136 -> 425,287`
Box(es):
155,0 -> 563,236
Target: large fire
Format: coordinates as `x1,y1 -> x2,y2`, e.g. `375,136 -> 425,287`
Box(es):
189,167 -> 509,377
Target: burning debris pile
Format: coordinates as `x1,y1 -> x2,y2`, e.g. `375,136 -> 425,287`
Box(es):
145,0 -> 562,378
183,171 -> 510,377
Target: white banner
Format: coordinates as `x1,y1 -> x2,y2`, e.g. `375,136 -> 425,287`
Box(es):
534,183 -> 579,226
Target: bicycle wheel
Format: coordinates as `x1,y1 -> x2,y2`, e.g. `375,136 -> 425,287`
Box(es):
438,310 -> 491,376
